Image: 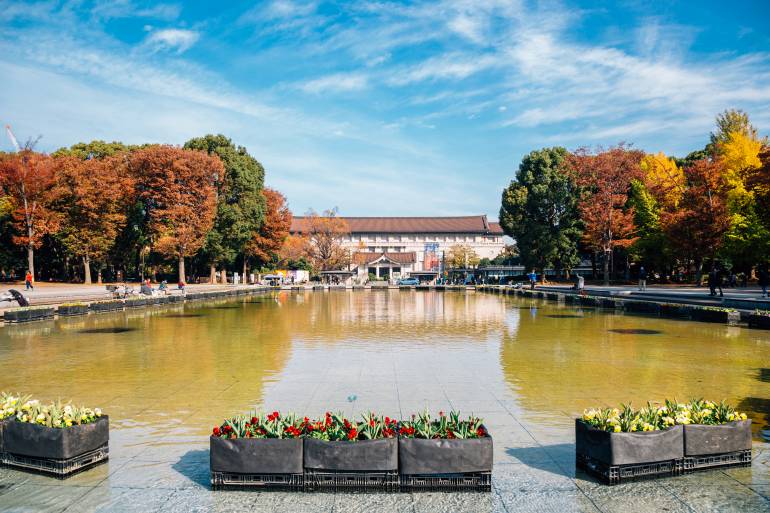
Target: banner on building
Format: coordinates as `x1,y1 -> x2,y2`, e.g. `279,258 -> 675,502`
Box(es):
424,243 -> 440,271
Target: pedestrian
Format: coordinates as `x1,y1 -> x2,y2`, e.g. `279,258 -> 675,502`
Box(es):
759,265 -> 769,298
24,270 -> 33,291
638,266 -> 647,291
708,268 -> 723,297
528,270 -> 537,290
729,271 -> 737,288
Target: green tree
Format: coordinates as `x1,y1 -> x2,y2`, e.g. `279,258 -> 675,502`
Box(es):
183,134 -> 265,283
499,147 -> 582,278
52,140 -> 137,160
628,179 -> 670,272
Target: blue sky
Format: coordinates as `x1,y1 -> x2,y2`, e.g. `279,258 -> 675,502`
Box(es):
2,1 -> 769,219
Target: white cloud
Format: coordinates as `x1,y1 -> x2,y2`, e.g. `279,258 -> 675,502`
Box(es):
144,28 -> 199,54
389,53 -> 499,85
299,72 -> 369,94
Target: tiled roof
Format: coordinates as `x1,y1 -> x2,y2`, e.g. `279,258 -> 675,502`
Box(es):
352,252 -> 417,265
488,222 -> 504,235
291,215 -> 502,234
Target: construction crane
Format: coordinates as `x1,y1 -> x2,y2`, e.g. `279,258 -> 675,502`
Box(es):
5,124 -> 21,152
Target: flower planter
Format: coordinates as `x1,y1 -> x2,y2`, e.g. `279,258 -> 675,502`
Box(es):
57,304 -> 89,317
691,308 -> 738,324
89,300 -> 123,313
623,301 -> 660,315
209,436 -> 303,489
3,307 -> 55,323
659,304 -> 693,319
748,314 -> 770,330
2,416 -> 109,477
682,420 -> 752,472
575,420 -> 683,485
303,438 -> 398,491
399,435 -> 493,491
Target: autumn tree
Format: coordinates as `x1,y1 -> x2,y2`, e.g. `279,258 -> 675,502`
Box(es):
659,159 -> 730,283
499,147 -> 582,277
245,188 -> 292,270
297,208 -> 350,271
51,156 -> 135,283
445,244 -> 480,268
278,234 -> 312,270
127,146 -> 221,282
183,135 -> 265,283
0,150 -> 60,278
567,145 -> 644,285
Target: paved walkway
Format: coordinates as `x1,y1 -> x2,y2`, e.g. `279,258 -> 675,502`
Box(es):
0,282 -> 255,311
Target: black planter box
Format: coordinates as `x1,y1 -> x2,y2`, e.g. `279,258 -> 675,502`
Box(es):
89,300 -> 123,312
399,435 -> 493,491
3,307 -> 55,323
684,420 -> 751,457
0,417 -> 8,453
623,301 -> 661,315
210,436 -> 303,489
57,304 -> 89,317
304,438 -> 398,491
659,304 -> 693,319
748,314 -> 770,330
575,420 -> 683,485
2,417 -> 109,476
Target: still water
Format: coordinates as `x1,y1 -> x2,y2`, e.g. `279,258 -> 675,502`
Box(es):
1,290 -> 767,438
1,290 -> 769,512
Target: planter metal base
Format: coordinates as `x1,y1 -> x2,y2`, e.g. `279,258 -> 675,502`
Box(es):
577,452 -> 682,485
400,472 -> 491,492
210,471 -> 303,490
304,470 -> 398,492
683,449 -> 751,473
2,443 -> 108,477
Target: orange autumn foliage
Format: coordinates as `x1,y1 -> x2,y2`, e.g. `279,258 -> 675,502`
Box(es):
246,187 -> 292,265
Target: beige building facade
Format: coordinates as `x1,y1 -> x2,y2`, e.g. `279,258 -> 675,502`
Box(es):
290,215 -> 505,281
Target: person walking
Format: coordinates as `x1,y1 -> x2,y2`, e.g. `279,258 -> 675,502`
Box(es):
708,267 -> 723,297
759,265 -> 769,298
528,270 -> 537,290
638,266 -> 647,291
24,270 -> 33,291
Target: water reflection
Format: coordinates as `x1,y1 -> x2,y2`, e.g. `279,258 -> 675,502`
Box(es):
499,297 -> 770,436
0,291 -> 768,443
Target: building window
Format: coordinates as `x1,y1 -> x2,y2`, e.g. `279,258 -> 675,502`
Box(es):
368,247 -> 376,252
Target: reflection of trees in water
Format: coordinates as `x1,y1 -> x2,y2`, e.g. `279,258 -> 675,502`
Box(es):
280,291 -> 505,343
0,297 -> 293,420
500,306 -> 770,430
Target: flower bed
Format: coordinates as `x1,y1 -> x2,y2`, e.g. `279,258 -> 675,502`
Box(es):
398,411 -> 492,491
577,400 -> 752,484
57,303 -> 89,317
1,396 -> 108,477
3,306 -> 55,323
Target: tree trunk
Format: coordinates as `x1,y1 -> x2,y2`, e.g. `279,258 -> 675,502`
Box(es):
603,250 -> 610,286
220,269 -> 227,285
242,258 -> 247,283
83,256 -> 92,285
210,264 -> 217,284
591,252 -> 597,279
179,256 -> 186,283
27,244 -> 35,281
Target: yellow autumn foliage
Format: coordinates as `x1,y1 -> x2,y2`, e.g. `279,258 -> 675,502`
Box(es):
720,131 -> 763,192
640,152 -> 684,207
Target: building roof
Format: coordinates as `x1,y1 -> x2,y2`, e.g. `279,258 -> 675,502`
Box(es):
352,252 -> 417,265
291,215 -> 504,235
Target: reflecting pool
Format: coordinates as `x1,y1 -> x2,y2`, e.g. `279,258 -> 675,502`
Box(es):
0,290 -> 768,512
